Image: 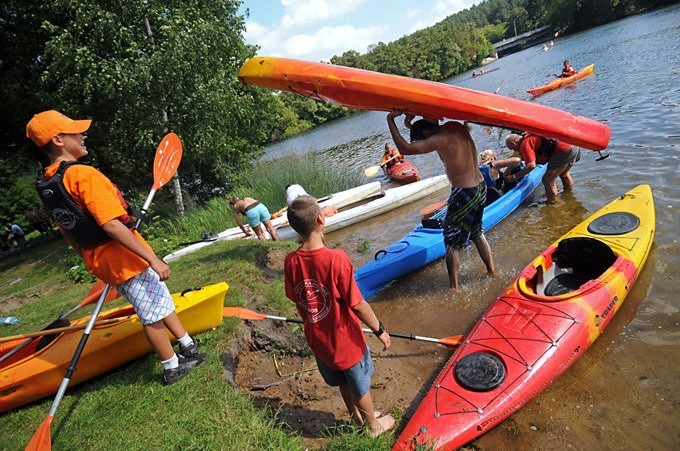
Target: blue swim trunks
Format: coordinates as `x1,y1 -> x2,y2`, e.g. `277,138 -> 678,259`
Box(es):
443,181 -> 486,249
245,203 -> 271,228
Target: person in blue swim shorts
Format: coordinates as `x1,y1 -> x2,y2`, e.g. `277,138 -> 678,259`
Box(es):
228,196 -> 280,241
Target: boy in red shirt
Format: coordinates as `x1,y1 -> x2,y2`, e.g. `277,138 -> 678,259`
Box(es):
284,195 -> 395,437
26,110 -> 204,385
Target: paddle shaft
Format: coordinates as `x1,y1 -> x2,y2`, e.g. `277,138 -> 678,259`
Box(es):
0,317 -> 129,344
47,285 -> 112,416
45,184 -> 159,418
380,154 -> 400,167
239,311 -> 464,348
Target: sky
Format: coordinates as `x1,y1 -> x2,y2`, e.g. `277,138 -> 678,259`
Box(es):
240,0 -> 480,63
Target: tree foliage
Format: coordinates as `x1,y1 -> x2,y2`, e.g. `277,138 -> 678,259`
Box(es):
1,0 -> 278,220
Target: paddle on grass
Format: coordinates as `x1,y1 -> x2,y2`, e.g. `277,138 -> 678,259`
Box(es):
223,307 -> 465,349
0,317 -> 132,344
26,132 -> 183,451
0,282 -> 121,365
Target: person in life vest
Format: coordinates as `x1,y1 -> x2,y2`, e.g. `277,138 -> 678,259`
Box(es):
381,143 -> 404,169
554,60 -> 575,78
505,133 -> 581,203
26,110 -> 205,385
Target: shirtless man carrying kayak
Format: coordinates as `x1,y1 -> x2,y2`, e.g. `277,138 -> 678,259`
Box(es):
386,111 -> 495,289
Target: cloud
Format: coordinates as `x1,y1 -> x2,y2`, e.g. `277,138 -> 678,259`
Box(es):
409,0 -> 474,33
245,0 -> 386,61
280,0 -> 366,29
282,24 -> 387,60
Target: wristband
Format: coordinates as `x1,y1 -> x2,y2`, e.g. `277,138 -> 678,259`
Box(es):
374,321 -> 385,336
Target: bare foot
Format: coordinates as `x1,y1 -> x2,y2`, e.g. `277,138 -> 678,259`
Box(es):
370,414 -> 395,438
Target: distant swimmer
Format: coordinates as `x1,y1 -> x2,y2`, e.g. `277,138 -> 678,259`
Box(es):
542,44 -> 548,51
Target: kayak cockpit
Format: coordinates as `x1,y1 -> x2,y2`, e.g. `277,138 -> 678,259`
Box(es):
519,237 -> 618,299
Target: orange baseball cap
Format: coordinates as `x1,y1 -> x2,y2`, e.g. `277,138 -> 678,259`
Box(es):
26,110 -> 91,147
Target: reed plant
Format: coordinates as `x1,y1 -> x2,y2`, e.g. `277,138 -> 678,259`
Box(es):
150,154 -> 363,255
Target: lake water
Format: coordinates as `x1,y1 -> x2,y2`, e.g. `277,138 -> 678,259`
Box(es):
263,5 -> 680,449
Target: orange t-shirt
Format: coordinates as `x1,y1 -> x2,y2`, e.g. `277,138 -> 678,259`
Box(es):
44,162 -> 151,285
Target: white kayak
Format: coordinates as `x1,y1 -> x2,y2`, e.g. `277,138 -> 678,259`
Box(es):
163,181 -> 382,262
275,175 -> 450,240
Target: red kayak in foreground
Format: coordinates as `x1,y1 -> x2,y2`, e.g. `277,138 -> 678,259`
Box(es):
393,184 -> 655,450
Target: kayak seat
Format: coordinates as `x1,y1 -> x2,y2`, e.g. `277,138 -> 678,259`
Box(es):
485,186 -> 503,206
544,237 -> 616,296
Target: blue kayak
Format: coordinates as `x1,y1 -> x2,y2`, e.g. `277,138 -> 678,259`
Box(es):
355,164 -> 547,298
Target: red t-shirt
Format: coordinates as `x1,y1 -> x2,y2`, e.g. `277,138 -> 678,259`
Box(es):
284,247 -> 366,371
519,134 -> 572,165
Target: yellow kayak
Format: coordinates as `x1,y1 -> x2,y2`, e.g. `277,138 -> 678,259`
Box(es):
0,282 -> 228,413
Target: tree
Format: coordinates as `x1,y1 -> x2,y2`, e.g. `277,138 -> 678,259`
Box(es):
1,0 -> 278,216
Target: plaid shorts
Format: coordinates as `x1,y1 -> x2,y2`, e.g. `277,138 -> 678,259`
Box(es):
115,267 -> 175,325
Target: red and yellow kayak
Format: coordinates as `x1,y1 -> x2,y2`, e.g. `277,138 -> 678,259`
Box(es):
393,185 -> 655,450
382,155 -> 420,184
0,282 -> 228,413
239,57 -> 610,151
528,64 -> 595,96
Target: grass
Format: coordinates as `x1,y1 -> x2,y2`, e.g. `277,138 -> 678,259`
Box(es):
0,154 -> 392,450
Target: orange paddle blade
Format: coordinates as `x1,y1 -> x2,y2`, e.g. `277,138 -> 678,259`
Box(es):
152,133 -> 183,190
25,415 -> 53,451
222,307 -> 267,320
80,280 -> 120,307
439,335 -> 465,348
419,200 -> 447,216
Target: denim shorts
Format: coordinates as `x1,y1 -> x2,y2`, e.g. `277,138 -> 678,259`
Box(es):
315,345 -> 375,397
115,267 -> 175,325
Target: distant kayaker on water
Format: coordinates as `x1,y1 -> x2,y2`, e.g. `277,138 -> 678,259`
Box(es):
228,196 -> 280,241
505,133 -> 581,204
387,111 -> 495,289
26,110 -> 205,385
554,60 -> 575,78
284,195 -> 395,437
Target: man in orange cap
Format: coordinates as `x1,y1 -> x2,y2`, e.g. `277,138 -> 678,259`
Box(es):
26,110 -> 205,384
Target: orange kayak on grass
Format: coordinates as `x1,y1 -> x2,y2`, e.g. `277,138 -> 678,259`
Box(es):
393,184 -> 655,450
528,64 -> 595,96
0,282 -> 228,413
382,155 -> 420,184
